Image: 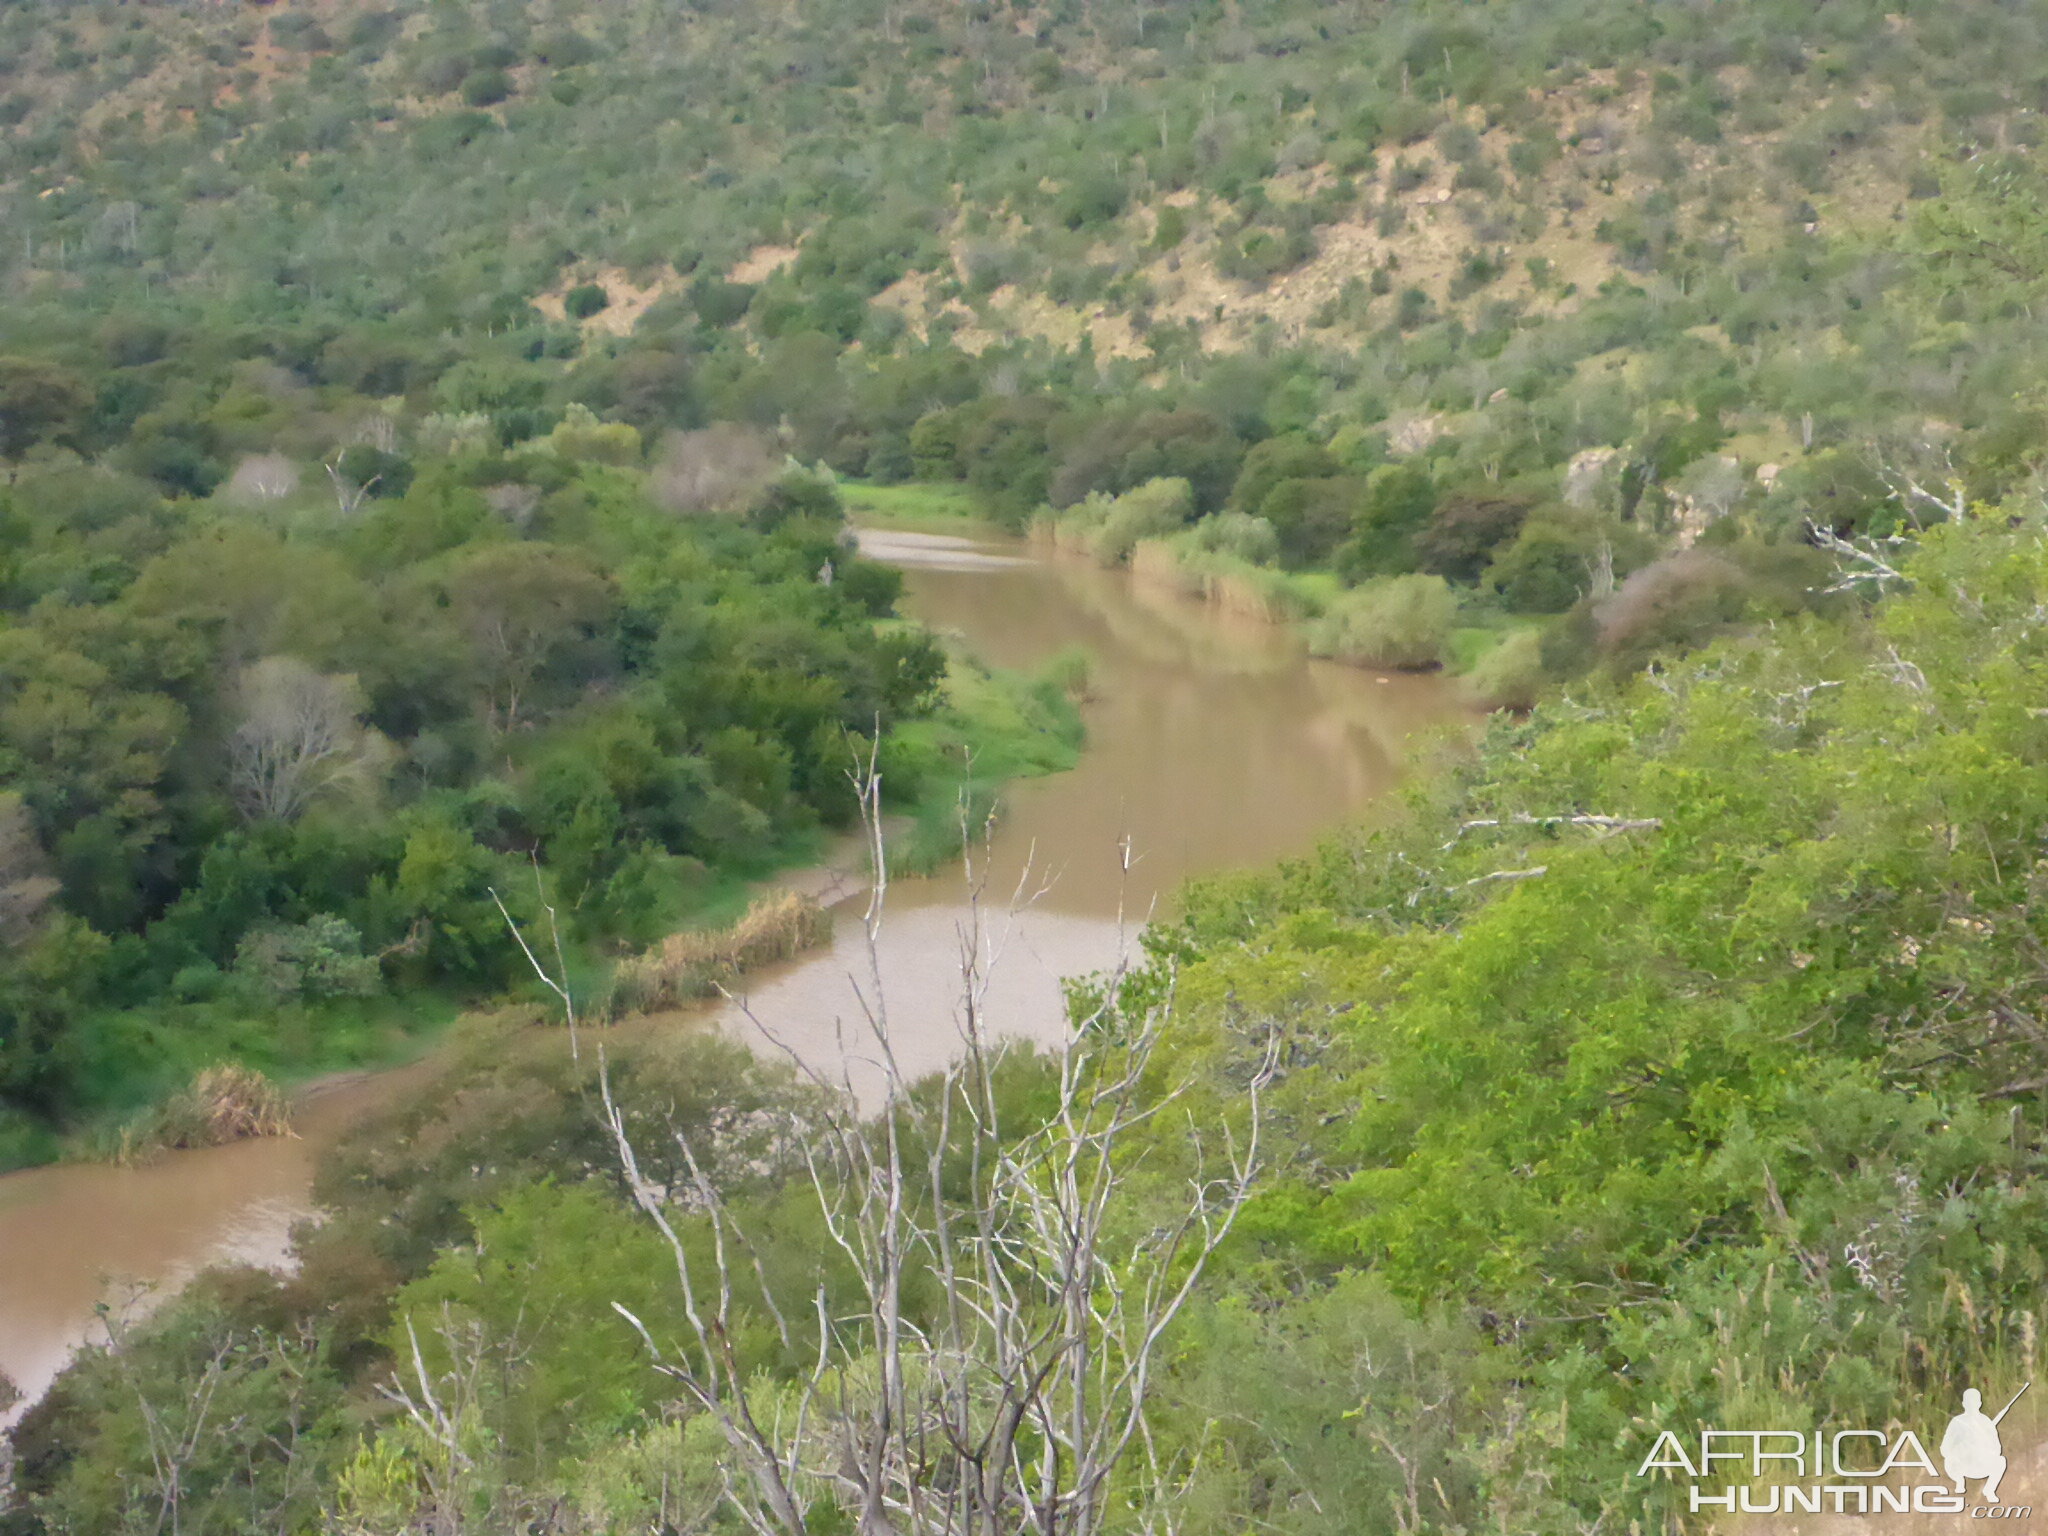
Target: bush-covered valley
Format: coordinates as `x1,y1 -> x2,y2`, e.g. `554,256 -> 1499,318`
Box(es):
15,504 -> 2048,1534
12,0 -> 2048,1530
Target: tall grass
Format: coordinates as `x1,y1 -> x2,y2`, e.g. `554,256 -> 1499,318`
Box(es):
107,1063 -> 296,1164
1032,478 -> 1194,567
612,893 -> 832,1013
1129,537 -> 1326,623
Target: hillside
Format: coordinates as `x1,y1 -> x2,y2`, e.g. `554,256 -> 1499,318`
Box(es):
3,0 -> 2046,699
2,0 -> 2043,494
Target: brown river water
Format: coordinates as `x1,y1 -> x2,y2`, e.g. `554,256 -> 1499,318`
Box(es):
0,525 -> 1462,1421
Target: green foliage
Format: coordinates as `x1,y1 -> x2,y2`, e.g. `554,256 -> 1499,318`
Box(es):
1414,487 -> 1536,583
1039,476 -> 1196,567
1460,624 -> 1548,708
0,430 -> 949,1137
1334,463 -> 1437,580
1178,510 -> 1280,565
1306,573 -> 1457,668
19,0 -> 2048,1522
563,282 -> 610,320
233,916 -> 381,1002
1155,511 -> 2048,1527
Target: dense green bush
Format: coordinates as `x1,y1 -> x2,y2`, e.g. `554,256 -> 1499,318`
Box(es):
562,283 -> 610,320
0,436 -> 945,1139
1306,573 -> 1457,668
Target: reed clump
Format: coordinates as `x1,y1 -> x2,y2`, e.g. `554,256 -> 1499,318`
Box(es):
116,1063 -> 295,1163
614,892 -> 830,1012
1130,540 -> 1320,625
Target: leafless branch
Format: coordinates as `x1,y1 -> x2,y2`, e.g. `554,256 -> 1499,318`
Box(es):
597,761 -> 1268,1536
1445,813 -> 1661,850
323,458 -> 380,518
489,859 -> 579,1059
1805,519 -> 1916,594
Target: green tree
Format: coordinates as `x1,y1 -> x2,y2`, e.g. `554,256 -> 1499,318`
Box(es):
0,357 -> 92,459
443,542 -> 616,727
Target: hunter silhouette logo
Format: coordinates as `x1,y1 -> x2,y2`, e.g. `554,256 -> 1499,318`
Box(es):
1942,1385 -> 2027,1505
1637,1381 -> 2034,1517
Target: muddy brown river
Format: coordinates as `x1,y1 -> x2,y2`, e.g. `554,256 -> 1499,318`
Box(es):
0,525 -> 1463,1418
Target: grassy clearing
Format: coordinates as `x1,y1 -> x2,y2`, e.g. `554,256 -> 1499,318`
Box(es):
33,989 -> 464,1169
881,647 -> 1089,876
840,479 -> 983,527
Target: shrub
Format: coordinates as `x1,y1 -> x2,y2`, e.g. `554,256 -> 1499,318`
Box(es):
462,66 -> 513,106
748,463 -> 844,531
1229,434 -> 1340,514
541,403 -> 641,465
1087,477 -> 1196,566
233,915 -> 381,1001
537,30 -> 598,66
1307,574 -> 1456,669
1462,627 -> 1547,710
1593,550 -> 1752,670
563,282 -> 610,320
1484,517 -> 1602,612
1057,172 -> 1128,230
1181,511 -> 1280,565
689,276 -> 755,328
415,51 -> 471,94
1258,476 -> 1365,566
1414,489 -> 1535,582
1335,462 -> 1437,579
1048,408 -> 1241,512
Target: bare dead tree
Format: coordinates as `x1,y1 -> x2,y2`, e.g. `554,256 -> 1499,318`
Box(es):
1876,442 -> 1969,528
651,423 -> 784,515
97,1294 -> 234,1536
1805,519 -> 1916,594
322,457 -> 380,518
1584,539 -> 1616,602
598,763 -> 1273,1536
374,1308 -> 517,1535
1444,812 -> 1662,850
227,656 -> 389,823
223,452 -> 300,505
489,857 -> 581,1061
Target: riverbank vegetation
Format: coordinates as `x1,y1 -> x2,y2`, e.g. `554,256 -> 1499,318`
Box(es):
610,891 -> 832,1012
15,505 -> 2048,1534
0,428 -> 1035,1167
881,647 -> 1088,876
